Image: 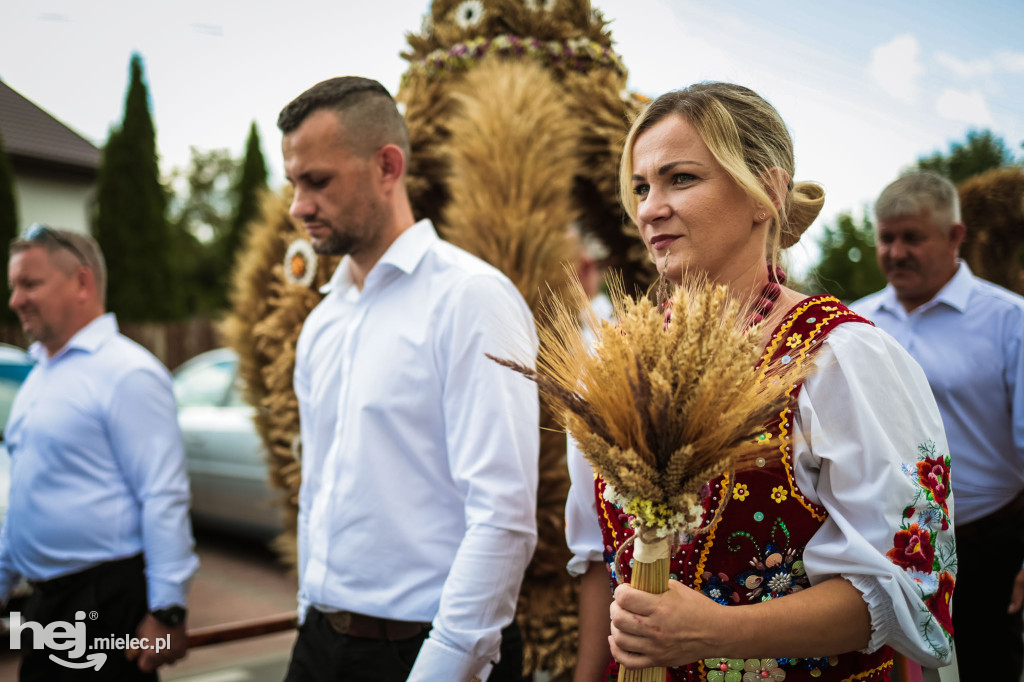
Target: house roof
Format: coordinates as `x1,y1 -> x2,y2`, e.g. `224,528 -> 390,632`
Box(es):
0,80 -> 101,172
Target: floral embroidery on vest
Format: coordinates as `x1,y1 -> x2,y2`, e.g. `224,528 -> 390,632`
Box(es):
729,518 -> 809,602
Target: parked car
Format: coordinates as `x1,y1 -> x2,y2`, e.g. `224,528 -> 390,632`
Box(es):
0,344 -> 35,525
0,344 -> 36,608
173,348 -> 285,539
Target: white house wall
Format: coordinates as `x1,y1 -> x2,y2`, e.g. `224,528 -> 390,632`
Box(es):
14,173 -> 95,234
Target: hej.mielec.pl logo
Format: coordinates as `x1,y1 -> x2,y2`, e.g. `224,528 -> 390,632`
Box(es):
9,609 -> 171,670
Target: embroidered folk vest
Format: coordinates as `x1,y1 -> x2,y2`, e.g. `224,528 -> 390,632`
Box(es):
596,296 -> 895,681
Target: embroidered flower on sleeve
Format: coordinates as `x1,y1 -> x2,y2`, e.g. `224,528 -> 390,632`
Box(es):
770,486 -> 788,504
916,453 -> 951,514
732,483 -> 750,501
743,658 -> 787,681
925,571 -> 955,634
887,441 -> 956,654
905,569 -> 940,595
916,507 -> 948,532
785,333 -> 802,349
705,658 -> 745,682
887,523 -> 935,573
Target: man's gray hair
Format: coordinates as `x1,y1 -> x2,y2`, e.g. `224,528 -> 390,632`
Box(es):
10,227 -> 107,306
876,171 -> 961,233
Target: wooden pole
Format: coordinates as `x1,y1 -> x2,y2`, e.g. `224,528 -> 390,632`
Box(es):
187,612 -> 298,648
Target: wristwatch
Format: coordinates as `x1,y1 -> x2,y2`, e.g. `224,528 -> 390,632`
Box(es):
150,606 -> 187,628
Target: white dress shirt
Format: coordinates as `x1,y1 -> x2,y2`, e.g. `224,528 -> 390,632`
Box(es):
852,261 -> 1024,524
0,314 -> 198,609
294,220 -> 539,681
566,321 -> 956,667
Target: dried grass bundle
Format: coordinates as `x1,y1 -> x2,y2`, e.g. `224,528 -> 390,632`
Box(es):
495,271 -> 807,535
490,271 -> 811,682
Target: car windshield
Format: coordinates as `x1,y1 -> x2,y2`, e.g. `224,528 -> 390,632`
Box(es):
174,359 -> 236,408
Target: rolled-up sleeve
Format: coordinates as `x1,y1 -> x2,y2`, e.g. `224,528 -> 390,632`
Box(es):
565,434 -> 604,577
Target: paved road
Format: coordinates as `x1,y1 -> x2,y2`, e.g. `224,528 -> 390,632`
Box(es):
0,526 -> 298,681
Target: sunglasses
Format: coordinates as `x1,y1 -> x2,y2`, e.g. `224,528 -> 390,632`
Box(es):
23,223 -> 88,267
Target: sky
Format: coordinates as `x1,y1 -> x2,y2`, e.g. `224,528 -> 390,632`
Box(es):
1,0 -> 1022,270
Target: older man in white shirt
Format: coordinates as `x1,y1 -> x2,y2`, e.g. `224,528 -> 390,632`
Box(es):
852,171 -> 1024,679
279,77 -> 539,682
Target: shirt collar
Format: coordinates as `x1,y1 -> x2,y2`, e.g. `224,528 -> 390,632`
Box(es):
29,313 -> 118,363
930,260 -> 973,313
375,219 -> 436,276
876,259 -> 972,316
320,219 -> 437,296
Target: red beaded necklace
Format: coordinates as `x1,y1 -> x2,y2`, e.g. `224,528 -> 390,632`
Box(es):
748,265 -> 787,326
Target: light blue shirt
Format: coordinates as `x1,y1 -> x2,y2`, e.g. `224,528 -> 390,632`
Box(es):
852,262 -> 1024,524
0,313 -> 198,608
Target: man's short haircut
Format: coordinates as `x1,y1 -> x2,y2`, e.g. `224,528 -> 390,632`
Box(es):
10,227 -> 108,305
277,76 -> 411,161
876,170 -> 961,233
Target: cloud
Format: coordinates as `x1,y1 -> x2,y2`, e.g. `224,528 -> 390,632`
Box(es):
935,52 -> 993,78
935,89 -> 993,126
936,50 -> 1024,77
995,50 -> 1024,73
869,34 -> 923,103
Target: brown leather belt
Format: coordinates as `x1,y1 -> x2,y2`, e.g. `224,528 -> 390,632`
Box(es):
319,609 -> 430,641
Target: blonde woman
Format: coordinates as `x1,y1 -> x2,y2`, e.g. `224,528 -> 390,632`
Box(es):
565,83 -> 956,681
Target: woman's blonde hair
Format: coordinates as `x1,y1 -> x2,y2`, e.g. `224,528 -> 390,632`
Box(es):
618,82 -> 824,266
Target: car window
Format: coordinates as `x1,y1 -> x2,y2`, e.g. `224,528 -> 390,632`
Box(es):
0,363 -> 32,433
174,360 -> 235,407
0,377 -> 27,433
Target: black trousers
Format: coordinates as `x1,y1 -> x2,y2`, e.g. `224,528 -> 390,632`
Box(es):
15,554 -> 157,682
952,495 -> 1024,682
284,608 -> 523,682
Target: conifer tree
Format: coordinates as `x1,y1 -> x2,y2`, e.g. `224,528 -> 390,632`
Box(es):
222,122 -> 268,294
0,129 -> 19,323
94,53 -> 181,320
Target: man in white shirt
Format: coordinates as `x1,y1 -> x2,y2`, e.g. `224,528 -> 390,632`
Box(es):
1,226 -> 198,680
279,77 -> 539,682
851,171 -> 1024,678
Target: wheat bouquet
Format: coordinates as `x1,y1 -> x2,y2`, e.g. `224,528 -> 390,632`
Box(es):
491,273 -> 809,682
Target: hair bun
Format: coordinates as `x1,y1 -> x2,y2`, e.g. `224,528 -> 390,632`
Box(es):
781,181 -> 825,249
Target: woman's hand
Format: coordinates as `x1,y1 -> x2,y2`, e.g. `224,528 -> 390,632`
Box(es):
609,579 -> 724,669
609,576 -> 871,670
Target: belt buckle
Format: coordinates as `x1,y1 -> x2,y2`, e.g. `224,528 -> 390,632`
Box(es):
325,611 -> 352,635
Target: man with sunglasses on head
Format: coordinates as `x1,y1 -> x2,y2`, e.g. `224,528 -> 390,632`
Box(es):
0,226 -> 198,680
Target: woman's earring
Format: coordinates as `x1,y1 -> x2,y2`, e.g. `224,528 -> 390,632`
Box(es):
757,212 -> 767,222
